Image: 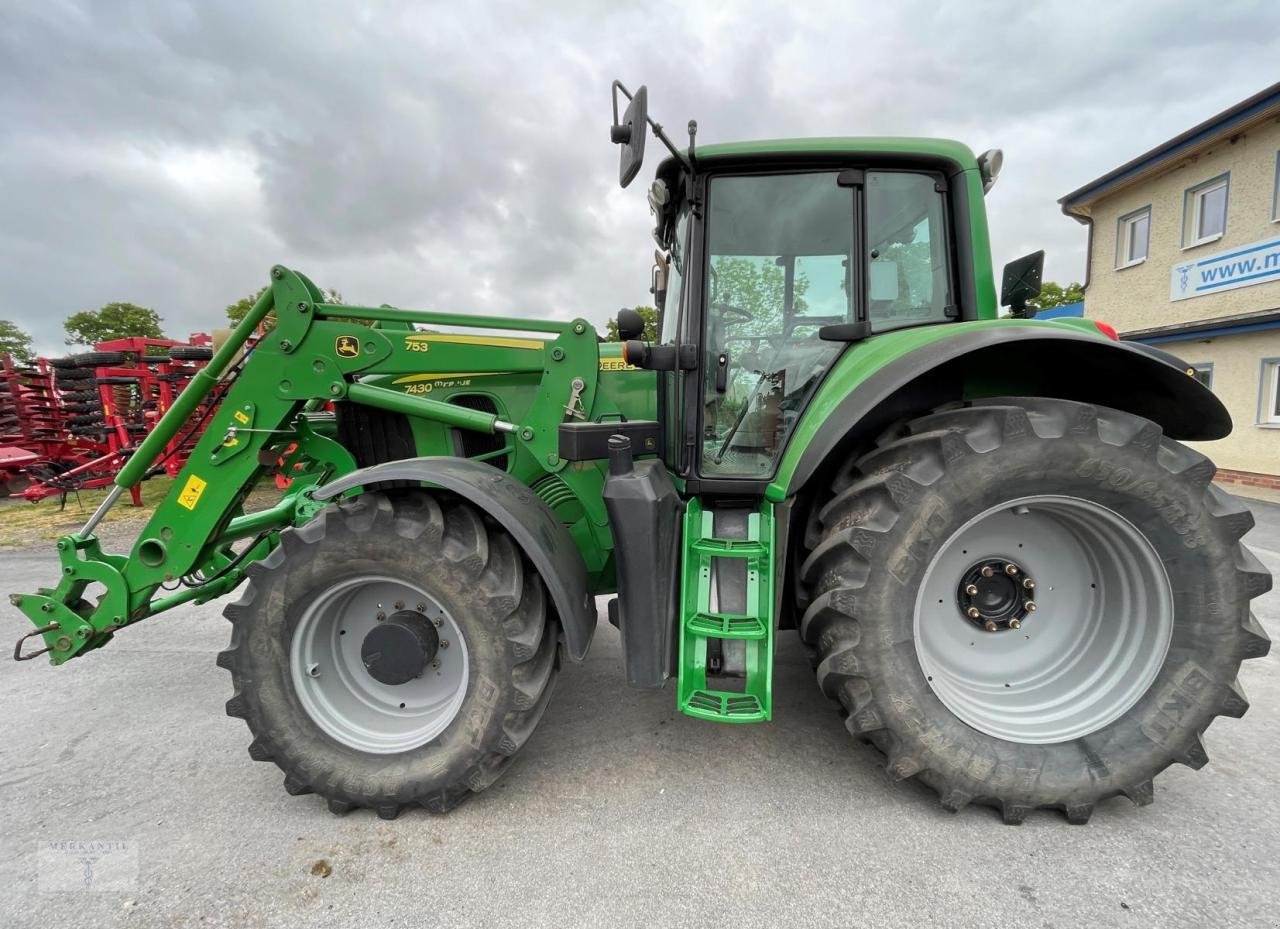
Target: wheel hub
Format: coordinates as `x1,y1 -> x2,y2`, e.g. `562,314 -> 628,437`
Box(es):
914,495 -> 1174,744
361,610 -> 440,685
956,558 -> 1037,632
291,577 -> 469,754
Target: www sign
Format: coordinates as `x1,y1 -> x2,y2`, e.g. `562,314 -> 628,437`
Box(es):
1170,235 -> 1280,301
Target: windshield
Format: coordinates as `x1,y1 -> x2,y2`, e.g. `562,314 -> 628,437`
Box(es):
659,205 -> 689,344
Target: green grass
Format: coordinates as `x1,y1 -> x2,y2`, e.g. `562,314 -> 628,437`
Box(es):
0,476 -> 286,549
0,477 -> 176,548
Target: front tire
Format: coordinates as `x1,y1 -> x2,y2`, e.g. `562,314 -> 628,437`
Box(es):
218,491 -> 559,819
800,398 -> 1271,824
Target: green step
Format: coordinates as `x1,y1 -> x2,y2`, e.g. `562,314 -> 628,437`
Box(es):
682,689 -> 766,723
687,612 -> 769,639
677,497 -> 775,724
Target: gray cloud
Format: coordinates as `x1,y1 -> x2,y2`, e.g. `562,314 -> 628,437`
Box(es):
3,0 -> 1280,354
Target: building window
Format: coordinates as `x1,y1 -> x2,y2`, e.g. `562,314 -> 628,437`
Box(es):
1263,359 -> 1280,425
1183,174 -> 1228,248
1188,362 -> 1214,389
1115,207 -> 1150,268
1273,151 -> 1280,222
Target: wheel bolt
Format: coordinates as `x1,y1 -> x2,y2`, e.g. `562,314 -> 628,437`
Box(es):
1025,601 -> 1037,612
983,620 -> 998,633
1005,563 -> 1019,576
440,639 -> 449,649
416,602 -> 426,612
393,601 -> 404,610
1009,618 -> 1022,630
376,611 -> 386,621
966,606 -> 981,619
965,583 -> 978,596
1023,578 -> 1036,590
981,566 -> 994,578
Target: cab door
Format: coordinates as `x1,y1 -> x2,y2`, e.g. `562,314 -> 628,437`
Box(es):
699,171 -> 853,481
697,167 -> 959,484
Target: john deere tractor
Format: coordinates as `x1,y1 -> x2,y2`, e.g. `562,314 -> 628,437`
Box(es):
11,83 -> 1271,824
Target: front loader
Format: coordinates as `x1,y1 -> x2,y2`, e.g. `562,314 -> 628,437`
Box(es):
11,82 -> 1271,823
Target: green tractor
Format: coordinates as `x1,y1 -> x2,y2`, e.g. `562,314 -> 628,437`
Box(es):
11,83 -> 1271,823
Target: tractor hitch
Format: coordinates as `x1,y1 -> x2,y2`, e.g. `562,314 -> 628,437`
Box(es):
12,620 -> 60,661
10,587 -> 106,665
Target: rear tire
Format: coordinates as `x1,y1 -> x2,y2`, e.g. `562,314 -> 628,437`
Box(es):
218,491 -> 559,818
800,398 -> 1271,823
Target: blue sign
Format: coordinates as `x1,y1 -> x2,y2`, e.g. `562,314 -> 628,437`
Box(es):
1171,235 -> 1280,301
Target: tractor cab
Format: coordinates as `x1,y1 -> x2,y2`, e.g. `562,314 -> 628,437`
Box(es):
609,82 -> 984,489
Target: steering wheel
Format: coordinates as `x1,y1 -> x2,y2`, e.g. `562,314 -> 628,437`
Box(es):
712,302 -> 753,325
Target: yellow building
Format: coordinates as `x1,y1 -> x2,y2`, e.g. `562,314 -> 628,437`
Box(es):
1061,83 -> 1280,487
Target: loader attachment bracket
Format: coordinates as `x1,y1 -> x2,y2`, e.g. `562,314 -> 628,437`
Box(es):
10,534 -> 130,664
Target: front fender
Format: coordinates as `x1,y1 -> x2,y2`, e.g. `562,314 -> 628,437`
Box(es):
312,457 -> 597,661
774,321 -> 1231,499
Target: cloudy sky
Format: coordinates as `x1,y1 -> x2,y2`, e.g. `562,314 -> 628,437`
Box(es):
3,1 -> 1279,354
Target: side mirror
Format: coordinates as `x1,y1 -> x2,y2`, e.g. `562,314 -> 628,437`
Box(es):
616,308 -> 645,342
610,84 -> 648,188
1001,250 -> 1045,318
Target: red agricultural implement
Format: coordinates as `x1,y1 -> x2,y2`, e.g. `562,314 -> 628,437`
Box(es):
0,335 -> 216,502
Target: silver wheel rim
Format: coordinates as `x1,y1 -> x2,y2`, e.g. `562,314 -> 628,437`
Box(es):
290,576 -> 469,754
914,494 -> 1173,744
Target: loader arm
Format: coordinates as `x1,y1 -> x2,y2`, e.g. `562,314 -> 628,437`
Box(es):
11,265 -> 612,665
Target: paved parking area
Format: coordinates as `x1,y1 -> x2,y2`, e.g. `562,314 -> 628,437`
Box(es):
1,495 -> 1277,929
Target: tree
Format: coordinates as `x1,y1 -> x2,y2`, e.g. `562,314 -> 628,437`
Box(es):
1028,280 -> 1085,311
225,286 -> 269,325
0,319 -> 34,363
603,306 -> 659,341
708,256 -> 809,336
226,286 -> 358,328
64,302 -> 164,346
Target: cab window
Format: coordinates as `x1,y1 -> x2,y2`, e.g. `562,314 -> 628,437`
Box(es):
865,171 -> 954,331
701,172 -> 849,478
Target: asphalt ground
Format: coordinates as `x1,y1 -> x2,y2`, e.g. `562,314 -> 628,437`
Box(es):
1,495 -> 1277,929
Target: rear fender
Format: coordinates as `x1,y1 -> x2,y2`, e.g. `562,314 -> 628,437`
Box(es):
780,325 -> 1231,498
312,457 -> 597,661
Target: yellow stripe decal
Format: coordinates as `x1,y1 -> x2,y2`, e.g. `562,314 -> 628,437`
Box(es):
403,334 -> 545,350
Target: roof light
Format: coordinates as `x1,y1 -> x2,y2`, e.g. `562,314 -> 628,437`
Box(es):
978,149 -> 1004,193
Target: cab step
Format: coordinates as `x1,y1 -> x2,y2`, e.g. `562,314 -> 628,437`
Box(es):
677,498 -> 775,723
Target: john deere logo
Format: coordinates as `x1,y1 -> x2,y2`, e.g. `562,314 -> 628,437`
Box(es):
335,336 -> 360,358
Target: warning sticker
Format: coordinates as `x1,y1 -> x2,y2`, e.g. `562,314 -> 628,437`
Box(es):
177,474 -> 208,511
